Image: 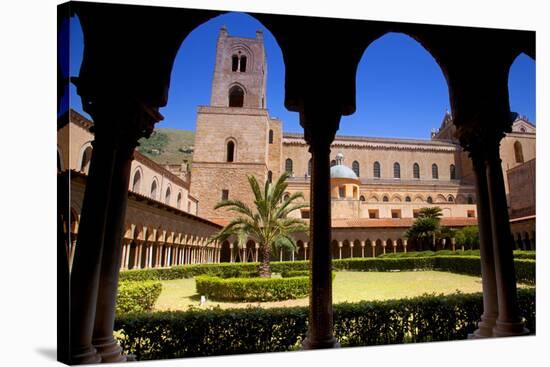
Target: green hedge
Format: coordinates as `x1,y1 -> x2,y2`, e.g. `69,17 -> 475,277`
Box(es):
195,275 -> 309,302
114,288 -> 535,360
281,270 -> 309,277
119,256 -> 535,284
116,281 -> 162,315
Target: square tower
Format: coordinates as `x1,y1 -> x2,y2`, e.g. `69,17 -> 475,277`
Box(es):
190,27 -> 282,221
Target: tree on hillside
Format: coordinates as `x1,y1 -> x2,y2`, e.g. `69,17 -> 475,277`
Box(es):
209,172 -> 308,277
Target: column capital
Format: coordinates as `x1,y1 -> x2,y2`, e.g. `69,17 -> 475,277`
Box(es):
300,104 -> 341,151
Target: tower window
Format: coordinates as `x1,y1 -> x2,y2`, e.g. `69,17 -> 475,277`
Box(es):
405,196 -> 411,202
222,189 -> 229,201
514,141 -> 524,163
231,55 -> 239,72
132,170 -> 141,193
413,163 -> 420,179
352,161 -> 360,177
432,164 -> 439,179
150,180 -> 158,199
339,186 -> 346,198
450,164 -> 456,179
383,195 -> 389,202
240,56 -> 247,72
330,159 -> 336,167
227,141 -> 235,162
285,158 -> 293,175
373,161 -> 381,178
165,186 -> 171,205
267,170 -> 272,184
427,196 -> 433,204
176,192 -> 182,209
228,86 -> 244,107
269,129 -> 273,144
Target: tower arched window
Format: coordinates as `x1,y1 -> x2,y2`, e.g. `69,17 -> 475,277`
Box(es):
448,195 -> 454,202
467,196 -> 474,204
269,129 -> 273,144
80,146 -> 93,173
413,163 -> 420,179
165,186 -> 171,205
267,170 -> 273,184
432,164 -> 439,179
427,196 -> 433,204
383,195 -> 389,202
373,161 -> 381,178
239,55 -> 247,72
231,55 -> 239,72
132,170 -> 141,193
330,159 -> 336,167
352,161 -> 360,177
393,162 -> 401,178
308,159 -> 312,177
150,180 -> 158,199
285,158 -> 293,175
228,86 -> 244,107
226,141 -> 235,162
176,192 -> 182,209
514,141 -> 524,163
405,196 -> 411,202
450,164 -> 456,180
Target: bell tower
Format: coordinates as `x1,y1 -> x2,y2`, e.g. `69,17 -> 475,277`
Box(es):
190,27 -> 282,221
210,26 -> 267,109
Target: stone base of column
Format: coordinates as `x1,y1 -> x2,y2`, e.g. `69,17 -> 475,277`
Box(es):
93,336 -> 127,363
71,345 -> 102,364
469,315 -> 497,338
301,335 -> 340,350
493,320 -> 529,337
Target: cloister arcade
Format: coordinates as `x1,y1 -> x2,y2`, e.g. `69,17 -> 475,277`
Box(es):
58,2 -> 534,364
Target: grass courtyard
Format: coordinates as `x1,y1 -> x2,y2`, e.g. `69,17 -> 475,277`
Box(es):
152,270 -> 511,311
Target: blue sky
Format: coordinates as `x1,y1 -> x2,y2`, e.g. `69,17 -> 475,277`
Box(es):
68,12 -> 535,139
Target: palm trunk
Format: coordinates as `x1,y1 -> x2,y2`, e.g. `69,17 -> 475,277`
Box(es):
259,244 -> 271,278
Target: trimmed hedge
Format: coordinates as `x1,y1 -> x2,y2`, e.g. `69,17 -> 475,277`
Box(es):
281,270 -> 309,278
116,281 -> 163,315
119,256 -> 535,284
114,288 -> 535,360
195,275 -> 309,302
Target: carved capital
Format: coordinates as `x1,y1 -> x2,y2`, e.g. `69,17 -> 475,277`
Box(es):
300,103 -> 341,151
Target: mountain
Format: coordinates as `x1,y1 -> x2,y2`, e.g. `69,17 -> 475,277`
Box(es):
137,128 -> 195,165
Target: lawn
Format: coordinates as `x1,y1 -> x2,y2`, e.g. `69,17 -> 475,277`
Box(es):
153,270 -> 499,311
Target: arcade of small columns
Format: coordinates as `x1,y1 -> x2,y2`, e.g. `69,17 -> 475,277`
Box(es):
120,232 -> 221,270
61,4 -> 534,364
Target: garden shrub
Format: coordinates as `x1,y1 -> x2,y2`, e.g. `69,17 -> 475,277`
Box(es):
116,280 -> 162,315
195,275 -> 309,302
513,250 -> 536,260
114,288 -> 535,360
281,270 -> 309,277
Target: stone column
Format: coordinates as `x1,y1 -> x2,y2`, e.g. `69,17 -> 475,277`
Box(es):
403,239 -> 408,253
90,101 -> 160,363
148,245 -> 153,268
349,243 -> 354,258
382,242 -> 387,255
301,107 -> 340,349
120,243 -> 127,270
467,149 -> 499,338
338,241 -> 342,260
392,240 -> 397,254
230,244 -> 234,263
360,241 -> 365,258
304,242 -> 308,260
136,242 -> 143,269
371,243 -> 376,258
451,237 -> 456,252
279,248 -> 283,262
484,136 -> 528,337
255,243 -> 259,262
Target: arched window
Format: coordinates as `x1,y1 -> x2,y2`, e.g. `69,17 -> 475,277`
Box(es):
427,196 -> 433,204
373,161 -> 381,178
283,193 -> 290,201
231,55 -> 239,72
448,195 -> 454,202
132,170 -> 141,193
413,163 -> 420,179
285,158 -> 293,175
450,164 -> 456,179
308,159 -> 312,176
150,180 -> 158,199
240,55 -> 247,72
432,164 -> 439,179
269,129 -> 273,144
405,196 -> 411,202
514,141 -> 524,163
176,192 -> 182,209
80,146 -> 93,173
165,186 -> 171,205
359,195 -> 365,201
267,170 -> 273,184
226,141 -> 235,162
393,162 -> 401,178
228,85 -> 244,107
467,196 -> 474,204
352,161 -> 360,177
383,195 -> 389,202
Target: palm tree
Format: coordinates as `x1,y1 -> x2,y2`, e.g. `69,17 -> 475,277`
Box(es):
209,172 -> 308,277
406,206 -> 443,250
